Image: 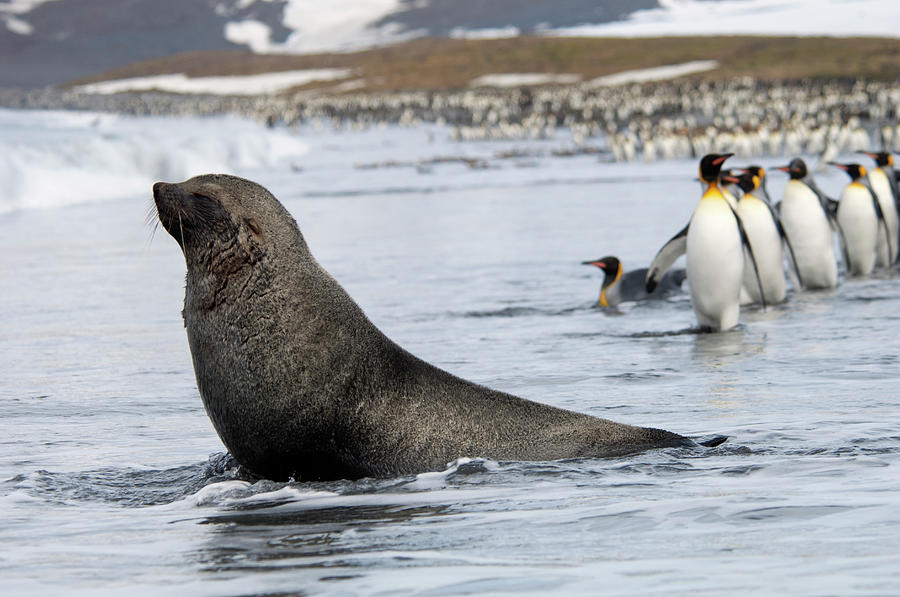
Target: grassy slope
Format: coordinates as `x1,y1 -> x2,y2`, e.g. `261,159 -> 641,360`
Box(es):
68,36 -> 900,92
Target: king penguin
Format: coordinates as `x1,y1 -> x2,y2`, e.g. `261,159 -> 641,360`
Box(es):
725,172 -> 788,305
582,256 -> 685,307
774,158 -> 839,289
645,153 -> 765,332
859,151 -> 899,266
831,162 -> 887,276
740,165 -> 774,205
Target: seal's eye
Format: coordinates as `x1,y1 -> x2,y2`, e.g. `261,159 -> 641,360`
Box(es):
245,218 -> 262,235
192,192 -> 214,202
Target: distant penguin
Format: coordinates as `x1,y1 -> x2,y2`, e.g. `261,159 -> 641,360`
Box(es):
774,158 -> 839,289
582,256 -> 685,307
859,151 -> 899,266
725,172 -> 787,305
646,153 -> 765,332
831,162 -> 887,276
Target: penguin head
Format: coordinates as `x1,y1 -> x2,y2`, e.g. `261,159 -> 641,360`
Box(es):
741,165 -> 767,181
860,151 -> 893,168
698,153 -> 734,184
582,256 -> 622,286
724,172 -> 757,194
775,158 -> 807,180
830,162 -> 866,181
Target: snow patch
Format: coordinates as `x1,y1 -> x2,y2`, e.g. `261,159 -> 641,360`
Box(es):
74,69 -> 354,96
470,73 -> 583,88
0,0 -> 63,34
450,26 -> 521,40
0,0 -> 61,14
224,19 -> 273,53
587,60 -> 719,87
257,0 -> 418,54
548,0 -> 900,38
2,14 -> 31,33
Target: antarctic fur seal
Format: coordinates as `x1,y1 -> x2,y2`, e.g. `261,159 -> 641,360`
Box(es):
153,174 -> 719,481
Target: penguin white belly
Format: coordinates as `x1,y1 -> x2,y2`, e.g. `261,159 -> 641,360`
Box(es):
779,180 -> 838,289
837,184 -> 878,276
687,200 -> 743,331
868,169 -> 898,266
738,197 -> 786,304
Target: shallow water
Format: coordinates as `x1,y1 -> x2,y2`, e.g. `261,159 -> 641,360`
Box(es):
2,114 -> 900,596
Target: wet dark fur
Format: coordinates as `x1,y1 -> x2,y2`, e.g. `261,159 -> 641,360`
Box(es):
154,174 -> 702,481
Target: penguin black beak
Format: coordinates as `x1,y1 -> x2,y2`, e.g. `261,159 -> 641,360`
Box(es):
858,151 -> 878,159
721,175 -> 740,184
712,153 -> 734,166
829,162 -> 848,171
582,260 -> 605,268
774,165 -> 790,173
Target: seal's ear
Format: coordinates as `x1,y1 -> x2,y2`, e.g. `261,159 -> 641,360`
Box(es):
245,218 -> 262,236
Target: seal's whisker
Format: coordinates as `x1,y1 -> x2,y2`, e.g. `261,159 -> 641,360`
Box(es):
144,202 -> 159,227
177,211 -> 189,265
145,220 -> 160,248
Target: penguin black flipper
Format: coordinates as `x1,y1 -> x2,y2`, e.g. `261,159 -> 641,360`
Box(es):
624,267 -> 686,298
833,216 -> 852,272
765,200 -> 805,288
809,182 -> 851,268
806,178 -> 840,217
645,223 -> 688,293
698,435 -> 728,448
865,180 -> 895,262
887,166 -> 900,214
887,167 -> 900,262
729,204 -> 768,309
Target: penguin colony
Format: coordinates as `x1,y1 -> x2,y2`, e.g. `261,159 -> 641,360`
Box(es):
585,151 -> 900,332
4,78 -> 900,164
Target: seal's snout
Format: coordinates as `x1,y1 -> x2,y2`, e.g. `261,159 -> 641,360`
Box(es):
152,181 -> 186,246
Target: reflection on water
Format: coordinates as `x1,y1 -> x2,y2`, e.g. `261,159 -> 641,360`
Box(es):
3,120 -> 900,596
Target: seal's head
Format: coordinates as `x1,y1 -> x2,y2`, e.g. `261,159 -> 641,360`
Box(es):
153,174 -> 311,316
153,174 -> 306,275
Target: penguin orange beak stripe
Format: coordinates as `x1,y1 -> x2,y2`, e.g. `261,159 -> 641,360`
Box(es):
722,175 -> 740,184
775,166 -> 790,172
829,162 -> 849,171
712,154 -> 733,166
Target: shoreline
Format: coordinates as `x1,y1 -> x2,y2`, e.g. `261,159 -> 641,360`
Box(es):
2,76 -> 896,162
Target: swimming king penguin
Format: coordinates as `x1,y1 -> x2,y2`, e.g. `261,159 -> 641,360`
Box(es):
725,172 -> 787,305
645,153 -> 765,332
582,256 -> 685,307
831,162 -> 888,276
774,158 -> 839,289
859,151 -> 899,266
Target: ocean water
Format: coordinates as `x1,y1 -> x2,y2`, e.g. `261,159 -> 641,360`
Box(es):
2,109 -> 899,596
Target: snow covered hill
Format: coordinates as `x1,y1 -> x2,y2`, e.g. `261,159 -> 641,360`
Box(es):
1,0 -> 897,88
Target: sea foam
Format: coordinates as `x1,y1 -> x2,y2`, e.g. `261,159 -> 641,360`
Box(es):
0,109 -> 309,214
